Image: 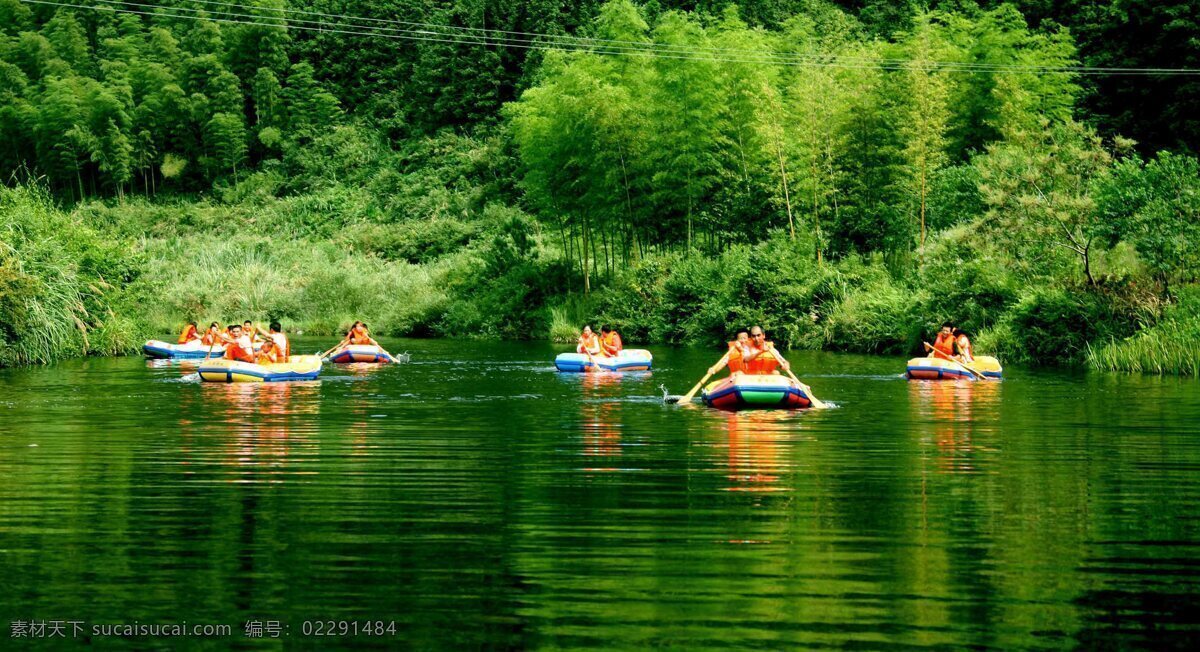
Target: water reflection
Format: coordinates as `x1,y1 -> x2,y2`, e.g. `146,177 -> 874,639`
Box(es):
718,410 -> 806,493
197,382 -> 322,482
579,372 -> 626,471
910,380 -> 1001,475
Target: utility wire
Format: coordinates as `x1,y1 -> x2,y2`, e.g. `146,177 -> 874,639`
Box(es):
97,0 -> 1200,74
18,0 -> 1200,75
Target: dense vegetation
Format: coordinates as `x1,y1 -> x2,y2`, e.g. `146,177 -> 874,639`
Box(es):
1,0 -> 1198,374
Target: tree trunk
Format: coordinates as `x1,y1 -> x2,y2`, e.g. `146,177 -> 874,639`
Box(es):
775,136 -> 795,242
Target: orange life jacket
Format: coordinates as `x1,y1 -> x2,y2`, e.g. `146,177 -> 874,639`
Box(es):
742,341 -> 779,375
223,337 -> 255,363
349,327 -> 372,346
270,332 -> 290,360
178,324 -> 198,344
601,331 -> 622,356
932,332 -> 955,357
256,347 -> 282,365
727,341 -> 745,374
577,333 -> 600,355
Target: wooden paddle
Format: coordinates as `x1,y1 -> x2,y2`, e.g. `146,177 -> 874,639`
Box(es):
767,345 -> 829,409
203,326 -> 220,361
320,336 -> 350,360
665,352 -> 729,405
925,343 -> 986,380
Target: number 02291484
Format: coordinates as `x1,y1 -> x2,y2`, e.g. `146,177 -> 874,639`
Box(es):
301,620 -> 399,636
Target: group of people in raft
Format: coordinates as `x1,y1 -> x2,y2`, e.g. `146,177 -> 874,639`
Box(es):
175,319 -> 385,365
924,321 -> 975,364
577,324 -> 793,376
578,321 -> 976,375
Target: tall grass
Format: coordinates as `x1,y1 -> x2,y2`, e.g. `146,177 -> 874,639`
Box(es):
124,237 -> 459,337
547,294 -> 594,343
0,185 -> 138,366
1087,327 -> 1200,376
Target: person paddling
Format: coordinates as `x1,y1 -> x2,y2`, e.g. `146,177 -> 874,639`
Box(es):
599,325 -> 623,357
953,328 -> 974,364
727,329 -> 749,374
242,320 -> 262,344
200,322 -> 221,346
924,321 -> 956,358
577,325 -> 601,356
740,326 -> 788,375
325,321 -> 395,361
219,324 -> 256,363
265,321 -> 290,363
177,321 -> 201,344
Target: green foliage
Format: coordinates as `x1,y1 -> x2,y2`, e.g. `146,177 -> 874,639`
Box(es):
1088,288 -> 1200,376
1094,151 -> 1200,292
0,184 -> 139,365
983,288 -> 1137,366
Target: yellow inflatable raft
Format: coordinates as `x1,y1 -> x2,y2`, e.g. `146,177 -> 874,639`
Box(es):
906,355 -> 1003,380
198,355 -> 323,383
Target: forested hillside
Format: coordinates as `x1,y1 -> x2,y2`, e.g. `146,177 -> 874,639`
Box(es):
1,0 -> 1198,374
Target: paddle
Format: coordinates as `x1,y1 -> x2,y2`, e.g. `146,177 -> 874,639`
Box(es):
925,343 -> 986,380
319,336 -> 350,360
767,345 -> 829,409
665,352 -> 729,404
203,326 -> 221,361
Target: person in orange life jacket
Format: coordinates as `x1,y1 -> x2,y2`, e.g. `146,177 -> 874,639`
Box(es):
740,326 -> 789,375
265,321 -> 289,362
255,339 -> 283,364
599,325 -> 623,357
200,322 -> 221,346
924,321 -> 956,358
577,325 -> 601,356
177,321 -> 200,344
704,329 -> 750,377
952,328 -> 974,364
242,320 -> 263,344
220,324 -> 256,363
726,329 -> 750,374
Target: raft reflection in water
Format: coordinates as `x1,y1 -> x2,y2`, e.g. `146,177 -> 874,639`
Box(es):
718,410 -> 811,493
195,381 -> 322,480
910,379 -> 1002,475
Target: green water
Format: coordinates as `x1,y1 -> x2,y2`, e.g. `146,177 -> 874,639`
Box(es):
2,339 -> 1199,649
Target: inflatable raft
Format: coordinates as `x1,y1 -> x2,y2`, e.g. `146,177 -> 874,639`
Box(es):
905,355 -> 1003,380
143,339 -> 224,359
198,355 -> 323,383
702,373 -> 812,410
328,344 -> 395,364
554,349 -> 653,372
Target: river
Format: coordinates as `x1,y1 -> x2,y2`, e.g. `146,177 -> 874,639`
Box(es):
2,339 -> 1199,648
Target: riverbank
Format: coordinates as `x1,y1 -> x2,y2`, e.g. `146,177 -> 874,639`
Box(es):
4,183 -> 1198,375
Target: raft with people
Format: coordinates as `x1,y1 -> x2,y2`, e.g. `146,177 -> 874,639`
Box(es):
322,321 -> 400,364
701,373 -> 814,409
556,324 -> 652,372
905,321 -> 1002,380
669,327 -> 827,410
555,349 -> 654,372
198,355 -> 323,383
143,339 -> 224,359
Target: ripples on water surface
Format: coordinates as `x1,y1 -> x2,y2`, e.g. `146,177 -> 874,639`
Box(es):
2,340 -> 1200,648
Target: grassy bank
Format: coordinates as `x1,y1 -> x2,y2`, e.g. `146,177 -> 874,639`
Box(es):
7,179 -> 1194,376
1087,288 -> 1200,376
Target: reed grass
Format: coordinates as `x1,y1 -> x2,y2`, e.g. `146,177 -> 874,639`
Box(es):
1087,332 -> 1200,376
0,185 -> 137,366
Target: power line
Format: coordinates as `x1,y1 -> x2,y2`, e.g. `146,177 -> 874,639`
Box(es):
18,0 -> 1200,76
99,0 -> 1200,74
